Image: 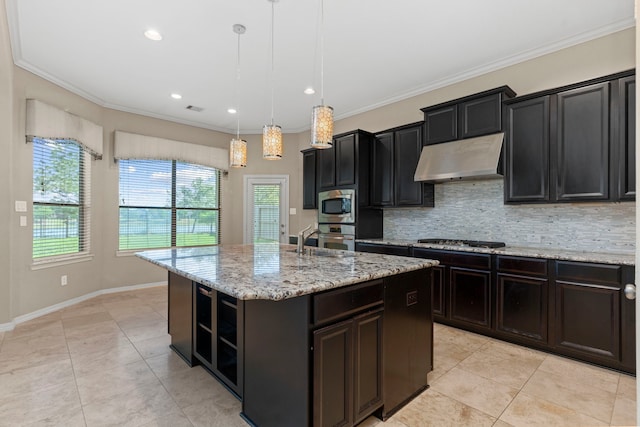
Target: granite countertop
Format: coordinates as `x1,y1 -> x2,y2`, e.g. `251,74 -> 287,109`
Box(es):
356,239 -> 635,266
136,244 -> 439,301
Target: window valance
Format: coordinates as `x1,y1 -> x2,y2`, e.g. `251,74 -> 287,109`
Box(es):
114,131 -> 229,172
26,99 -> 104,159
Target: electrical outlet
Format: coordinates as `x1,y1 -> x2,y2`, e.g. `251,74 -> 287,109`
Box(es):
61,275 -> 68,286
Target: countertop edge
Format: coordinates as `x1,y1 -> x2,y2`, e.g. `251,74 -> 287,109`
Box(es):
356,239 -> 635,266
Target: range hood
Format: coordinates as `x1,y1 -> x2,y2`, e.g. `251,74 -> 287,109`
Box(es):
414,132 -> 504,182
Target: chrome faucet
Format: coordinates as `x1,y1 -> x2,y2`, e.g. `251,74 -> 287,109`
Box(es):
297,223 -> 319,254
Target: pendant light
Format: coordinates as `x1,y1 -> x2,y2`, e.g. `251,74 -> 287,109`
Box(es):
310,0 -> 333,149
229,24 -> 247,168
263,0 -> 283,160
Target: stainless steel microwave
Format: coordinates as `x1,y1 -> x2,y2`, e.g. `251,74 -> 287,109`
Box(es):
318,189 -> 355,224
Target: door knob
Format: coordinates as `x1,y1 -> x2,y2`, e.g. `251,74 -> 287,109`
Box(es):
624,284 -> 636,300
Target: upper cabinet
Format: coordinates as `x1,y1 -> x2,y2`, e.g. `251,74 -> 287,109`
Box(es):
371,123 -> 434,208
302,130 -> 374,209
422,86 -> 516,145
504,70 -> 635,204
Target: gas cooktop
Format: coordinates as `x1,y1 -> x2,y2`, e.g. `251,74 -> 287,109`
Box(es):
416,238 -> 506,249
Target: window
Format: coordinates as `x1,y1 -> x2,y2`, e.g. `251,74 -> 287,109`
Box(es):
32,138 -> 91,259
119,160 -> 220,250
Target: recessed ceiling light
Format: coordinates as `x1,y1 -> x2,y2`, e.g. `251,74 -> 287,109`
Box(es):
304,87 -> 315,95
227,108 -> 237,114
144,29 -> 163,41
170,93 -> 182,100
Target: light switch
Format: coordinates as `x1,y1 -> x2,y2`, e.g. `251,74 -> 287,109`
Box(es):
19,216 -> 27,227
289,208 -> 297,215
15,201 -> 27,212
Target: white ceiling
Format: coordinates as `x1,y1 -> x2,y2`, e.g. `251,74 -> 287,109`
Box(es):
5,0 -> 635,135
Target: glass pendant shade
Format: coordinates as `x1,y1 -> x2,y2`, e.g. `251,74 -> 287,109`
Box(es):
229,138 -> 247,168
263,124 -> 283,159
311,104 -> 334,148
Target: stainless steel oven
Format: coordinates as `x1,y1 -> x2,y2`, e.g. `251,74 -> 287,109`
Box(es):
318,224 -> 355,251
318,189 -> 355,224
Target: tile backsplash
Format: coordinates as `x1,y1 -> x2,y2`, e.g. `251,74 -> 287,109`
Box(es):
383,179 -> 635,253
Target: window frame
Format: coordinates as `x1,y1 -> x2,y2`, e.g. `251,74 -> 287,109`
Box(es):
31,138 -> 92,265
117,159 -> 221,252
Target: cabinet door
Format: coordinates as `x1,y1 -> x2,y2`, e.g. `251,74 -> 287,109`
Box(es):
431,265 -> 446,320
424,105 -> 457,144
556,82 -> 610,201
168,272 -> 194,364
619,76 -> 635,201
394,126 -> 424,206
313,319 -> 354,427
459,93 -> 503,139
302,150 -> 317,209
449,267 -> 492,330
496,273 -> 548,344
353,309 -> 383,425
371,132 -> 394,206
335,134 -> 357,187
317,146 -> 336,190
554,261 -> 622,365
505,97 -> 550,202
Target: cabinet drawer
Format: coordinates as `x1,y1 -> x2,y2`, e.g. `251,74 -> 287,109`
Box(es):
413,249 -> 491,270
555,261 -> 621,285
496,256 -> 548,276
314,280 -> 384,326
356,243 -> 410,257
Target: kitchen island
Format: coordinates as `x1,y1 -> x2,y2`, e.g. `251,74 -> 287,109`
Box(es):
137,244 -> 439,427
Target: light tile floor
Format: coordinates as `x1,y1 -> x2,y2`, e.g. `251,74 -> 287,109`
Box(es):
0,285 -> 636,427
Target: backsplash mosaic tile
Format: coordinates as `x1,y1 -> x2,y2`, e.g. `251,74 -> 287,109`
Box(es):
384,179 -> 635,253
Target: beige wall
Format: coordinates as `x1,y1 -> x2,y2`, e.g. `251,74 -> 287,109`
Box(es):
0,0 -> 635,324
0,0 -> 13,323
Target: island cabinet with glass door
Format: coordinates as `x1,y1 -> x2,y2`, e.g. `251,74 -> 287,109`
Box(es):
140,245 -> 437,427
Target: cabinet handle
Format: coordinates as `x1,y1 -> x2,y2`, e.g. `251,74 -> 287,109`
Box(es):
198,287 -> 212,297
624,284 -> 636,300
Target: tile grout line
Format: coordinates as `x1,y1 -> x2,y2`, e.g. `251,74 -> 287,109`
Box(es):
62,310 -> 90,427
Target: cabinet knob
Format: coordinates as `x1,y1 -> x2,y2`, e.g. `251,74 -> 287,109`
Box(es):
624,284 -> 636,300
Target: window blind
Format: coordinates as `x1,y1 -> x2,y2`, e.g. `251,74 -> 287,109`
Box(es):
119,160 -> 220,250
33,138 -> 91,259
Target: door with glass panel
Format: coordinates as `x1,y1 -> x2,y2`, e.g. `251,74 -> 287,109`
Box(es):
244,176 -> 289,244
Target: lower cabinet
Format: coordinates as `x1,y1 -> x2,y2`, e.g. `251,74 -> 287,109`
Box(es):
495,256 -> 549,345
356,244 -> 636,374
313,308 -> 383,427
191,282 -> 244,397
168,272 -> 195,365
553,261 -> 635,372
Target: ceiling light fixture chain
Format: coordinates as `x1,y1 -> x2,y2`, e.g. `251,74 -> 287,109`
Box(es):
229,24 -> 247,168
310,0 -> 333,149
263,0 -> 283,160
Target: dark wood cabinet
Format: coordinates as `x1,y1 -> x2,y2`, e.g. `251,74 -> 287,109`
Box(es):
412,248 -> 492,333
191,284 -> 243,397
315,130 -> 374,207
357,241 -> 635,374
422,86 -> 515,145
553,261 -> 635,371
556,82 -> 610,201
504,97 -> 550,202
371,132 -> 394,206
302,149 -> 317,209
372,123 -> 434,208
424,105 -> 457,144
618,76 -> 636,200
505,70 -> 635,204
313,281 -> 384,427
459,92 -> 507,139
168,272 -> 194,365
495,256 -> 549,345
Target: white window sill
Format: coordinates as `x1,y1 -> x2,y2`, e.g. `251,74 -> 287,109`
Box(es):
31,253 -> 94,270
116,250 -> 142,257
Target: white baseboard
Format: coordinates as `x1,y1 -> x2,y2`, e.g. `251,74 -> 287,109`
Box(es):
0,281 -> 167,332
